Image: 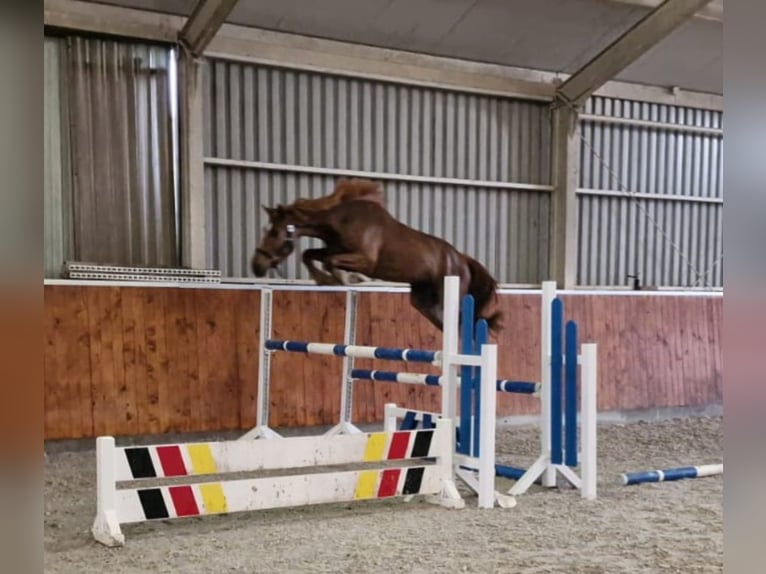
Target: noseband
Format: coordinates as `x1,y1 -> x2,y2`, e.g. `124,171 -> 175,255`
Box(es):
256,224 -> 297,264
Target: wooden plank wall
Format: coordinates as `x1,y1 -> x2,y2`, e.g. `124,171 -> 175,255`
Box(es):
43,285 -> 722,440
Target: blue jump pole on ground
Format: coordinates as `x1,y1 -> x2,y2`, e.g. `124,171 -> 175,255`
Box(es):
495,464 -> 526,480
621,464 -> 723,485
565,319 -> 579,468
550,298 -> 564,465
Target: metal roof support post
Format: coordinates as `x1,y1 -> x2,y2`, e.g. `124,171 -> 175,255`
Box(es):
178,51 -> 207,270
549,104 -> 580,289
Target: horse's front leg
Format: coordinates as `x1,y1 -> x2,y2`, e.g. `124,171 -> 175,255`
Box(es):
302,248 -> 344,286
325,252 -> 377,278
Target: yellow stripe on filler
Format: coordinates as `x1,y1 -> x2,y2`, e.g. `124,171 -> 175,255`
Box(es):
187,443 -> 217,474
362,432 -> 388,462
354,470 -> 379,500
199,483 -> 227,514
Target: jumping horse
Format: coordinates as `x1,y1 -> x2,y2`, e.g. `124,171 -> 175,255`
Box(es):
251,178 -> 504,333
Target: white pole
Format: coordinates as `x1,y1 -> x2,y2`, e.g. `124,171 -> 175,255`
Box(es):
91,437 -> 125,547
541,281 -> 557,487
256,289 -> 273,429
383,402 -> 397,434
580,343 -> 598,500
339,290 -> 358,426
434,417 -> 465,509
442,276 -> 460,423
241,288 -> 282,439
478,343 -> 498,509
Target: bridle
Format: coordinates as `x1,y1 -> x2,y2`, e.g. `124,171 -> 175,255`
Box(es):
255,224 -> 297,276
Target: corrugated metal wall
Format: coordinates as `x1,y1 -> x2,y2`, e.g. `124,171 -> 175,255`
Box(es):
578,96 -> 723,288
44,36 -> 73,278
44,34 -> 180,274
66,36 -> 178,268
203,60 -> 552,283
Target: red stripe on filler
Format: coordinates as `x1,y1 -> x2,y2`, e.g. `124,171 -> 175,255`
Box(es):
387,432 -> 410,459
156,445 -> 188,476
377,469 -> 401,497
169,485 -> 199,516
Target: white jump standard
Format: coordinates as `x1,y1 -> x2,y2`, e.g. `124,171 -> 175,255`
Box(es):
251,276 -> 512,509
381,281 -> 599,501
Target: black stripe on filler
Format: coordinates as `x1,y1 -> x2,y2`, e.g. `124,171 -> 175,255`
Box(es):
410,429 -> 434,458
137,488 -> 169,520
402,467 -> 425,495
125,447 -> 157,478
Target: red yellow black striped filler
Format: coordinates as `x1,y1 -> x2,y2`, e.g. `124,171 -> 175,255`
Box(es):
377,469 -> 402,497
410,430 -> 434,458
122,443 -> 218,479
156,446 -> 187,476
168,486 -> 199,516
124,447 -> 157,478
402,467 -> 425,495
136,488 -> 168,519
131,484 -> 228,520
355,428 -> 436,499
387,433 -> 410,459
121,443 -> 228,520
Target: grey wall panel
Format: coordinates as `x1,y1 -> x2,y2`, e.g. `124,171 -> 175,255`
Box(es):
206,167 -> 549,284
204,60 -> 552,185
578,96 -> 723,288
65,36 -> 178,268
203,59 -> 551,283
44,37 -> 74,278
577,195 -> 722,287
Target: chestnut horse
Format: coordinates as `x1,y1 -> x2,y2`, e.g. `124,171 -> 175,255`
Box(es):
251,179 -> 503,333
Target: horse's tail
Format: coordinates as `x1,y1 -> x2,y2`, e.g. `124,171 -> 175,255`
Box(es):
465,256 -> 504,333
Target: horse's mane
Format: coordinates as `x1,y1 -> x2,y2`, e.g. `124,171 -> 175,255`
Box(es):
291,178 -> 385,212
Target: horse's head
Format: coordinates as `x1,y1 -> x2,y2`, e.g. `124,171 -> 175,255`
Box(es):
251,205 -> 302,277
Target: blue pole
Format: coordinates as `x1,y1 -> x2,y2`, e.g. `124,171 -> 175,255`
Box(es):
495,464 -> 526,480
565,320 -> 578,468
458,294 -> 475,456
550,298 -> 563,465
473,318 -> 489,458
621,465 -> 722,485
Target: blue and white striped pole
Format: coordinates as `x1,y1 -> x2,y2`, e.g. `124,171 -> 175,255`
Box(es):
349,369 -> 540,395
621,464 -> 723,485
265,340 -> 440,364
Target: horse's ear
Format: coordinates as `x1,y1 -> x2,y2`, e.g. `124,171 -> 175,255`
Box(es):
262,205 -> 276,219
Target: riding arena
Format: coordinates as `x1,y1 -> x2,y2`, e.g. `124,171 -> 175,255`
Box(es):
44,2 -> 723,572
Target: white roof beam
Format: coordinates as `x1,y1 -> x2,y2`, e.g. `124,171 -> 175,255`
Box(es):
179,0 -> 240,57
556,0 -> 713,108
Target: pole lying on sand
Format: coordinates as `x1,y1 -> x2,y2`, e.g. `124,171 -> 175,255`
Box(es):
620,464 -> 723,485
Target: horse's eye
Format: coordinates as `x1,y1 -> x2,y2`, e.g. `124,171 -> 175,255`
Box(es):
269,229 -> 278,238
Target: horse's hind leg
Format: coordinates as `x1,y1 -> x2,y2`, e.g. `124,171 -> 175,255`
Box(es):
409,283 -> 443,331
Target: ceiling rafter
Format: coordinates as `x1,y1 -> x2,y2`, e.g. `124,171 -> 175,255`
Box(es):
556,0 -> 714,108
605,0 -> 722,22
179,0 -> 240,57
